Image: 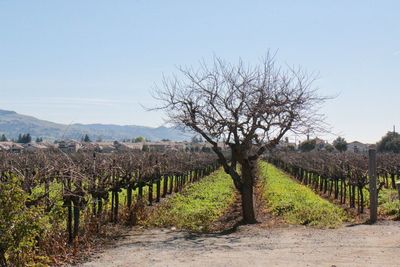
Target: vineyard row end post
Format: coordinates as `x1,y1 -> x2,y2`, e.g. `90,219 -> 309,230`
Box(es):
368,146 -> 378,223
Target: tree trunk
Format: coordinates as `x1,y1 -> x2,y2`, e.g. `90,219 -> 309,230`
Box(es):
240,160 -> 257,224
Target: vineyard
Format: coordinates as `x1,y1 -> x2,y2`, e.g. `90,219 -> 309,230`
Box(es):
1,149 -> 400,266
0,150 -> 220,266
268,151 -> 400,217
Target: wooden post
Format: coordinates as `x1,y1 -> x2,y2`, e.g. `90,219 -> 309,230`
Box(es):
97,196 -> 102,216
162,175 -> 168,197
156,179 -> 161,202
127,186 -> 132,209
174,175 -> 179,193
67,200 -> 73,244
114,191 -> 119,223
138,182 -> 143,199
169,175 -> 173,194
148,183 -> 153,206
73,200 -> 80,237
368,147 -> 378,223
396,181 -> 400,201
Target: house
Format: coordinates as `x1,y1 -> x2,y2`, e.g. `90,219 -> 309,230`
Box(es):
80,142 -> 97,152
94,142 -> 116,153
124,142 -> 144,150
314,138 -> 327,150
0,142 -> 24,153
113,141 -> 143,151
23,142 -> 48,152
58,140 -> 81,153
0,141 -> 11,151
347,141 -> 369,154
11,143 -> 24,153
146,141 -> 177,152
124,141 -> 186,152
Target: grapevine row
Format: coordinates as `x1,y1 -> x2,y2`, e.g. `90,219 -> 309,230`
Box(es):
268,151 -> 400,214
0,150 -> 219,249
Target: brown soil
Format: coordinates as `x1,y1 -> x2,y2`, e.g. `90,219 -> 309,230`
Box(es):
76,184 -> 400,267
209,193 -> 243,232
78,221 -> 400,267
71,177 -> 400,267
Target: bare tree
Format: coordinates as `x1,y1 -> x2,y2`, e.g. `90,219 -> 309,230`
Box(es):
153,54 -> 325,223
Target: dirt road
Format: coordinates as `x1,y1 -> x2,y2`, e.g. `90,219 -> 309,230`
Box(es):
80,222 -> 400,267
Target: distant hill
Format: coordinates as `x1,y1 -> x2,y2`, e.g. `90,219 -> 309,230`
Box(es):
0,109 -> 192,141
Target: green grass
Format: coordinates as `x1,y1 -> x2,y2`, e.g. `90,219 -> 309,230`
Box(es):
260,162 -> 348,228
312,175 -> 399,218
142,168 -> 236,231
308,175 -> 400,219
379,188 -> 400,218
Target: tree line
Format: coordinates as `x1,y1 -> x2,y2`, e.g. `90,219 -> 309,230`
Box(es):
0,133 -> 44,144
297,131 -> 400,153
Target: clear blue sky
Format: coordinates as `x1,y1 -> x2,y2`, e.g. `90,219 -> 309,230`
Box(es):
0,0 -> 399,143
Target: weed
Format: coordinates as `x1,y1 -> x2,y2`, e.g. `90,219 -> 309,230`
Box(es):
260,162 -> 347,228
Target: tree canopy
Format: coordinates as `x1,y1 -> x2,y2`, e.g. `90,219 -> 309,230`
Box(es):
377,131 -> 400,153
16,133 -> 31,144
0,134 -> 7,142
299,139 -> 316,152
134,136 -> 145,143
153,55 -> 325,223
333,136 -> 347,152
82,134 -> 91,143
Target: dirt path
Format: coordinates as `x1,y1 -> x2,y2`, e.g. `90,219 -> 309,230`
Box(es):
79,222 -> 400,267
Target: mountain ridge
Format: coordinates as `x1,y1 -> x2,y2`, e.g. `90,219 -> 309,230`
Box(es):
0,109 -> 191,141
